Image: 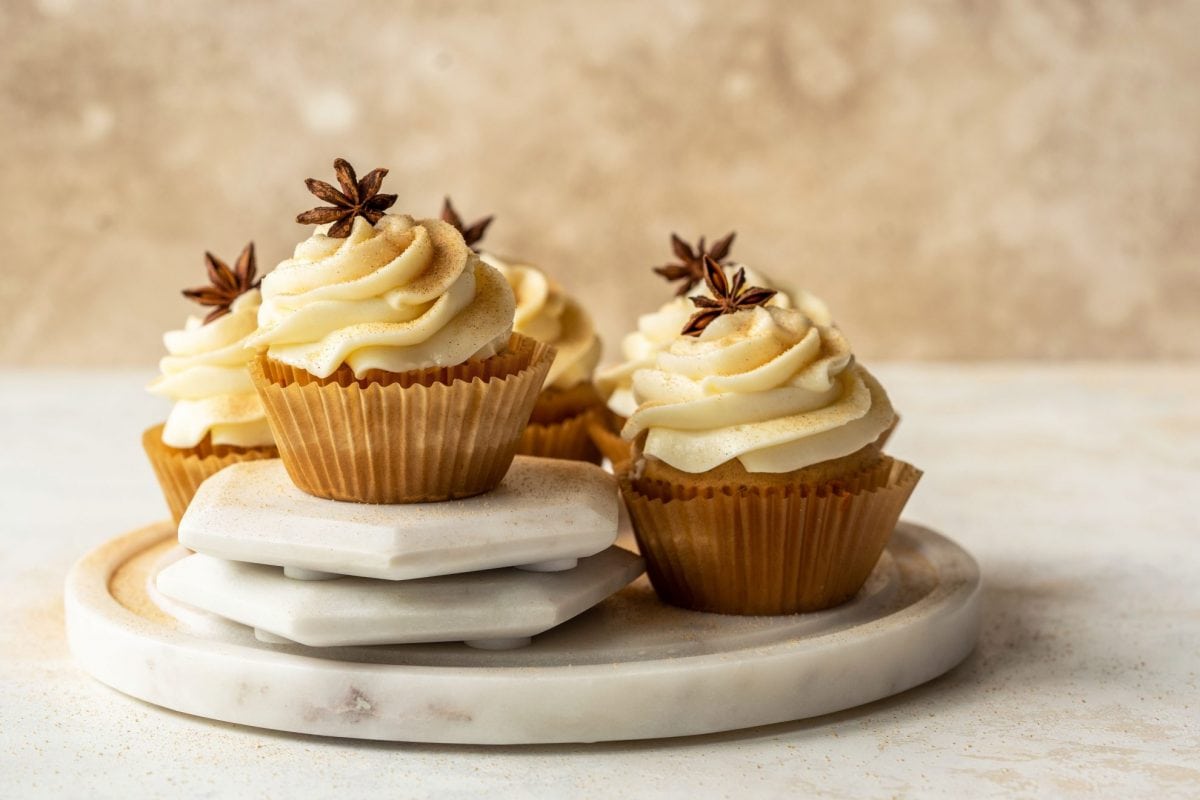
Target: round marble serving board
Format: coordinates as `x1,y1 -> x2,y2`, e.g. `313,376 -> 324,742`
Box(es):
64,521 -> 980,745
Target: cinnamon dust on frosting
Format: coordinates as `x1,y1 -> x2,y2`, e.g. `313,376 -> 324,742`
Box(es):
247,214 -> 514,379
596,265 -> 819,418
621,305 -> 895,474
485,255 -> 600,390
148,290 -> 272,449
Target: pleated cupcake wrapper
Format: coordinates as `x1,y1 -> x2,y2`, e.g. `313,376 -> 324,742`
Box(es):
517,407 -> 603,464
619,457 -> 922,615
142,424 -> 278,525
586,412 -> 632,469
526,382 -> 606,425
250,334 -> 554,504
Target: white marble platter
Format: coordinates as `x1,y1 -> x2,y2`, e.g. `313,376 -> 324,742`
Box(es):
179,457 -> 619,579
64,519 -> 980,744
156,548 -> 644,649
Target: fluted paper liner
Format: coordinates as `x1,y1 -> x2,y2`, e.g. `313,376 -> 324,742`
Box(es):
619,456 -> 922,615
526,382 -> 604,423
586,412 -> 632,469
518,408 -> 603,464
514,384 -> 607,463
142,424 -> 278,524
250,333 -> 554,503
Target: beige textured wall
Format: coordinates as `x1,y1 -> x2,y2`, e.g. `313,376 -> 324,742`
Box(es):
2,0 -> 1198,366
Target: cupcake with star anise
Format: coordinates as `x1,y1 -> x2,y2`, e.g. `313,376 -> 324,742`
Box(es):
245,159 -> 552,504
440,198 -> 604,463
592,232 -> 829,467
618,257 -> 921,615
144,243 -> 278,524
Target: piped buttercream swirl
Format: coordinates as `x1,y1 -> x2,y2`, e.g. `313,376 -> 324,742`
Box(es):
597,266 -> 828,418
622,305 -> 894,474
148,290 -> 273,449
247,214 -> 514,379
483,254 -> 600,390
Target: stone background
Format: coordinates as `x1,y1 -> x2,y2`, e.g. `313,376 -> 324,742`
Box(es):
3,0 -> 1198,367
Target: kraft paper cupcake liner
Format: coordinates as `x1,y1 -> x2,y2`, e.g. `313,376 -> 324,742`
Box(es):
619,456 -> 922,615
586,412 -> 631,469
517,407 -> 603,464
526,382 -> 605,424
250,333 -> 554,504
142,424 -> 278,525
514,383 -> 607,463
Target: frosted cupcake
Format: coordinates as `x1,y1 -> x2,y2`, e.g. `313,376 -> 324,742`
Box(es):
245,159 -> 553,504
441,198 -> 604,463
619,257 -> 921,615
145,243 -> 277,523
593,232 -> 828,466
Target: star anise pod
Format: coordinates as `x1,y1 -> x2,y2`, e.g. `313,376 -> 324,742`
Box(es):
296,157 -> 398,238
441,197 -> 494,250
181,242 -> 260,324
653,231 -> 736,296
682,255 -> 777,337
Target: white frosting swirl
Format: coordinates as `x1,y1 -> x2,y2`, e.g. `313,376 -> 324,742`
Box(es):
622,305 -> 894,474
148,290 -> 273,449
247,215 -> 514,379
596,265 -> 828,418
483,254 -> 600,389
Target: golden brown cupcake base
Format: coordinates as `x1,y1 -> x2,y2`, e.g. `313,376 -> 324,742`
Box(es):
620,455 -> 921,615
142,425 -> 277,524
251,333 -> 554,504
259,345 -> 535,390
633,442 -> 885,500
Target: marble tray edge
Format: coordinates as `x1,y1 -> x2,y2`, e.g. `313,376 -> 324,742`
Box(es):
68,521 -> 980,676
64,522 -> 982,744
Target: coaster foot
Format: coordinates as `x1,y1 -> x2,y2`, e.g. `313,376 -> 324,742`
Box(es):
283,566 -> 340,581
517,558 -> 578,573
465,636 -> 532,651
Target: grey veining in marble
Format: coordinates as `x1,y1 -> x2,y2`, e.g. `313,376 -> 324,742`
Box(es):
67,521 -> 979,744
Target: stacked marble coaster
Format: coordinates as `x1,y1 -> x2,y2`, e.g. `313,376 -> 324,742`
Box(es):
155,456 -> 644,650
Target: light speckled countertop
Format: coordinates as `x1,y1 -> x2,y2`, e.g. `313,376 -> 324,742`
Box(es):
2,364 -> 1197,798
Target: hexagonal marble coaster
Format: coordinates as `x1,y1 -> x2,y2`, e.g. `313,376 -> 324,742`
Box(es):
179,457 -> 620,581
155,546 -> 644,649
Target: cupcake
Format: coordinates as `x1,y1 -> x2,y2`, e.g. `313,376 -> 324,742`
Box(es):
618,256 -> 921,615
145,243 -> 278,524
441,198 -> 604,463
593,232 -> 829,467
245,159 -> 553,504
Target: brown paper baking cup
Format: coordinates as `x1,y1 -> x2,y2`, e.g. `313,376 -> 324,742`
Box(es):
526,382 -> 604,423
517,408 -> 603,464
250,333 -> 554,504
620,457 -> 922,615
142,424 -> 277,525
515,384 -> 607,463
586,412 -> 632,468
